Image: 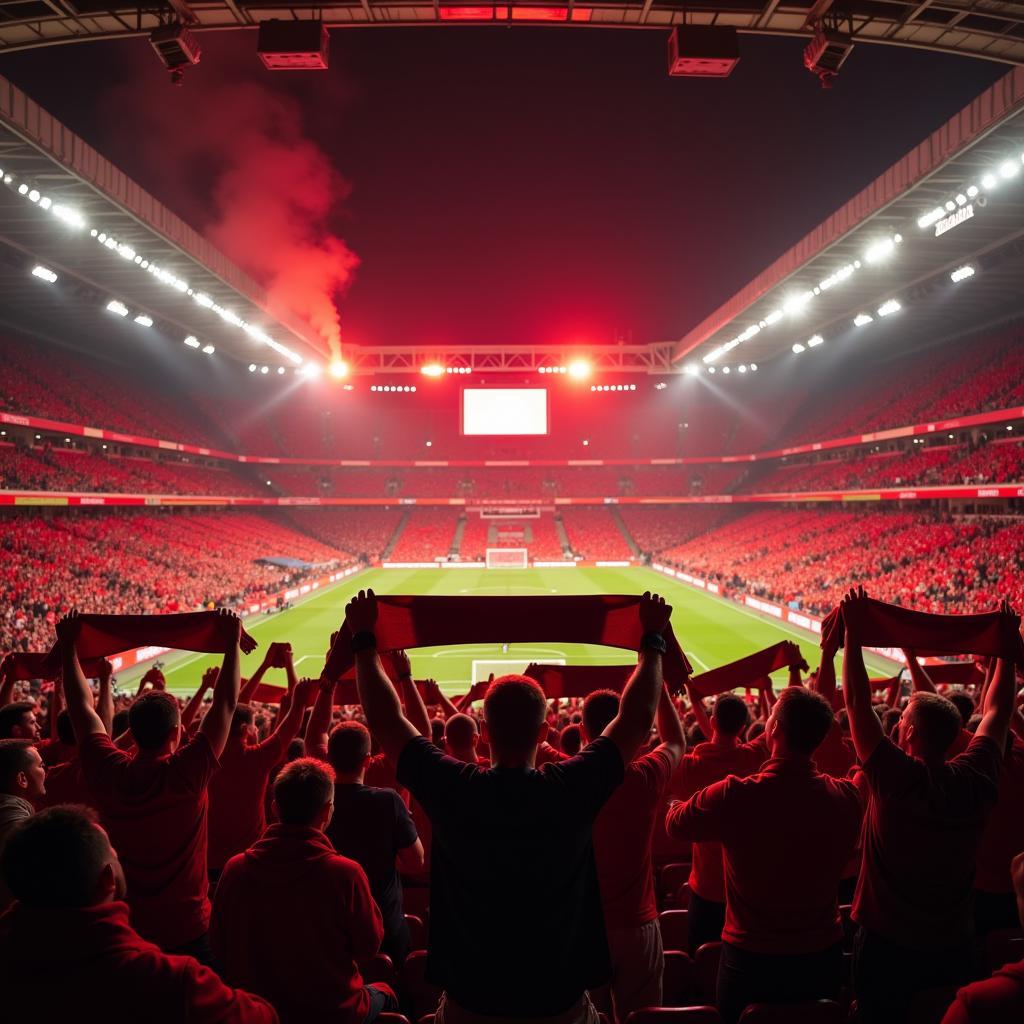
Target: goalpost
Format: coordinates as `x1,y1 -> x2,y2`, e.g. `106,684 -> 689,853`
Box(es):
485,548 -> 529,569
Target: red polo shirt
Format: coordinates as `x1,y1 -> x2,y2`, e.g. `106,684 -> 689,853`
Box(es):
79,731 -> 218,949
208,735 -> 293,870
671,739 -> 766,902
668,756 -> 862,954
592,745 -> 675,929
853,735 -> 1002,949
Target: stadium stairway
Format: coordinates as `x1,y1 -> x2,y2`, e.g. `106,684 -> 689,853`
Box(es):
451,514 -> 467,557
611,507 -> 641,558
554,513 -> 572,557
382,509 -> 412,560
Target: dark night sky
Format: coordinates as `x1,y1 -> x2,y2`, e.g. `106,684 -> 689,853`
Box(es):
0,29 -> 1006,348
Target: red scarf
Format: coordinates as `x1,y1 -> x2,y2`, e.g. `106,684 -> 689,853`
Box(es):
523,662 -> 634,698
324,594 -> 692,690
37,612 -> 257,676
821,598 -> 1024,667
688,641 -> 803,698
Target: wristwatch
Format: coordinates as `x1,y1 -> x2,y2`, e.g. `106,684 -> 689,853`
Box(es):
640,631 -> 667,654
351,631 -> 377,653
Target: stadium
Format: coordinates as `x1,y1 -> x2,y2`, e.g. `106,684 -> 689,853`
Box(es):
1,13 -> 1024,1024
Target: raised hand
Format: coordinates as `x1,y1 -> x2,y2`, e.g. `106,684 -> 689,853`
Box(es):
345,589 -> 379,636
55,610 -> 82,647
394,649 -> 413,680
639,591 -> 672,635
141,667 -> 166,691
216,608 -> 244,651
201,666 -> 220,691
96,659 -> 114,685
291,677 -> 318,708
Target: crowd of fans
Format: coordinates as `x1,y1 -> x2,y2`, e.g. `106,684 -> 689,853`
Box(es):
656,510 -> 1024,617
1,590 -> 1022,1024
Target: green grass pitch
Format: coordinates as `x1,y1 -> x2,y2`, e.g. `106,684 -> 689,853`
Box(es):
124,566 -> 898,697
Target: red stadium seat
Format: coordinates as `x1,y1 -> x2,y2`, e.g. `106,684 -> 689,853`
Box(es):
662,949 -> 697,1006
405,913 -> 427,952
358,952 -> 396,986
694,942 -> 721,1004
400,950 -> 442,1020
658,862 -> 692,909
659,910 -> 690,953
626,1007 -> 722,1024
737,1000 -> 844,1024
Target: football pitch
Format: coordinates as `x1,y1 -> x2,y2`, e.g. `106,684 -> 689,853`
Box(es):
126,566 -> 898,697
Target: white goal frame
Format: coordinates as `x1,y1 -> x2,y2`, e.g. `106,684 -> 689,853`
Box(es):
486,547 -> 528,569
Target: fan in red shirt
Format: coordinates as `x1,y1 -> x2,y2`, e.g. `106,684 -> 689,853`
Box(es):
841,588 -> 1019,1024
672,686 -> 766,953
582,684 -> 685,1023
207,666 -> 317,880
0,805 -> 276,1023
667,685 -> 863,1024
57,608 -> 244,960
212,757 -> 398,1024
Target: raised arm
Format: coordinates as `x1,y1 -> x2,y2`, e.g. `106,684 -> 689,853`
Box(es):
347,590 -> 419,763
685,681 -> 714,741
238,643 -> 285,703
901,649 -> 937,693
56,612 -> 105,740
602,592 -> 672,764
395,650 -> 431,740
305,678 -> 337,760
842,587 -> 885,764
198,610 -> 243,759
655,682 -> 686,769
260,677 -> 317,760
96,659 -> 114,736
426,677 -> 461,721
974,602 -> 1020,749
181,667 -> 218,732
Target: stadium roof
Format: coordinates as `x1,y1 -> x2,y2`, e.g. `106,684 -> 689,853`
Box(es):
0,1 -> 1023,65
674,64 -> 1024,372
0,74 -> 326,370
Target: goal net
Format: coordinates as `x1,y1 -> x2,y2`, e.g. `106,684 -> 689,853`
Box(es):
486,547 -> 528,569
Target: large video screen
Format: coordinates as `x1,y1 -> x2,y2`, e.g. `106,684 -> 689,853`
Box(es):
461,388 -> 549,436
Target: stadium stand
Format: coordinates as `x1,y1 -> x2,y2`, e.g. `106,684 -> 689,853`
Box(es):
388,509 -> 460,562
561,508 -> 634,560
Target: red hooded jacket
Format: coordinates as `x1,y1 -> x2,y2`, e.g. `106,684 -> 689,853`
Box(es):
0,899 -> 277,1022
211,824 -> 383,1024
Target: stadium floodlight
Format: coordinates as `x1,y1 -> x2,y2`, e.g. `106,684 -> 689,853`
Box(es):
999,160 -> 1019,179
17,183 -> 28,195
299,363 -> 322,379
763,309 -> 784,326
260,366 -> 270,374
792,343 -> 806,354
721,366 -> 731,374
967,185 -> 979,198
955,194 -> 968,207
184,336 -> 201,348
807,335 -> 824,348
877,299 -> 902,317
106,300 -> 129,317
783,291 -> 814,316
276,366 -> 285,374
31,265 -> 58,283
707,366 -> 716,374
202,344 -> 215,355
950,265 -> 976,283
194,293 -> 215,308
738,364 -> 747,373
854,313 -> 874,327
421,363 -> 444,377
981,173 -> 998,190
568,359 -> 591,380
683,363 -> 700,376
39,196 -> 51,210
28,189 -> 40,203
328,359 -> 349,380
655,381 -> 668,389
944,201 -> 956,212
749,363 -> 758,371
134,314 -> 153,327
819,263 -> 855,289
917,208 -> 945,230
864,237 -> 899,264
51,205 -> 85,228
248,363 -> 257,372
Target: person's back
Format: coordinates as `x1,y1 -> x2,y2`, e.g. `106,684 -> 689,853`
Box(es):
80,711 -> 217,950
212,758 -> 395,1024
323,721 -> 420,964
0,805 -> 276,1024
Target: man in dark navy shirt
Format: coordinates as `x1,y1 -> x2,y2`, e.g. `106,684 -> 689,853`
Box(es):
346,588 -> 673,1024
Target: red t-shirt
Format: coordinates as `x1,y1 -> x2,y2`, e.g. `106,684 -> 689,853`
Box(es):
853,735 -> 1002,949
671,739 -> 766,902
0,900 -> 276,1023
80,731 -> 219,949
208,736 -> 292,870
973,741 -> 1024,893
211,824 -> 383,1024
942,961 -> 1024,1024
36,737 -> 74,768
592,745 -> 675,929
668,757 -> 862,954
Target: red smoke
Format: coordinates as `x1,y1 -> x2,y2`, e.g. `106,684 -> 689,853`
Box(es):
107,47 -> 356,358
